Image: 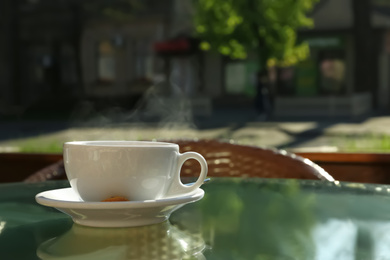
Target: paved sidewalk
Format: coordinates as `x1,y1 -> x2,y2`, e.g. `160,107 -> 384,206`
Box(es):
1,108 -> 390,153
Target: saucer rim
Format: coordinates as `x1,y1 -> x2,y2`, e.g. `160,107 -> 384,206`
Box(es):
35,187 -> 204,210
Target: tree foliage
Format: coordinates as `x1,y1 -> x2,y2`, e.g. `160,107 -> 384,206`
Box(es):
193,0 -> 318,68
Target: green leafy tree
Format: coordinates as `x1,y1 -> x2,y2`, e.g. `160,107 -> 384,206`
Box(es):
194,0 -> 318,69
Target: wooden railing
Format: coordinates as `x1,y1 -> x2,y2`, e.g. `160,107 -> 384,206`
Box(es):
298,152 -> 390,184
1,152 -> 390,184
0,153 -> 62,183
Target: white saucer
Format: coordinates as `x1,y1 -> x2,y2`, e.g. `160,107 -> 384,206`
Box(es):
35,188 -> 204,227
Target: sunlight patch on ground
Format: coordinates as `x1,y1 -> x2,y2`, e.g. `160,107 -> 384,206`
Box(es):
0,126 -> 231,153
290,146 -> 339,153
277,122 -> 319,134
231,127 -> 292,148
0,146 -> 20,153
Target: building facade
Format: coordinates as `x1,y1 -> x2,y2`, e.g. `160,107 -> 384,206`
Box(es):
1,0 -> 390,118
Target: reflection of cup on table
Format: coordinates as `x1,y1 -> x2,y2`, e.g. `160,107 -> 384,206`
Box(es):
37,221 -> 206,260
63,141 -> 208,202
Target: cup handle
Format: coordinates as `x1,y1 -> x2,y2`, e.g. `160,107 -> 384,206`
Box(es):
165,152 -> 208,197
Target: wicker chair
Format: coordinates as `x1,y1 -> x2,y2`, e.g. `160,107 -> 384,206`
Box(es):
24,139 -> 335,182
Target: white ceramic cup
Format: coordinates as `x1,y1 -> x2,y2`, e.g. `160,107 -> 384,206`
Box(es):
63,141 -> 208,202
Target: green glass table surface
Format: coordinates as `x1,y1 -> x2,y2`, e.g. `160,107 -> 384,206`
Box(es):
2,178 -> 390,259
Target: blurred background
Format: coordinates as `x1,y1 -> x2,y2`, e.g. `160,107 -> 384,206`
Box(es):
1,0 -> 390,154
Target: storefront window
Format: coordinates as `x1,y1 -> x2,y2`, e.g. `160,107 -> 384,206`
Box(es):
295,59 -> 318,96
224,61 -> 258,96
276,67 -> 295,96
286,36 -> 347,96
97,40 -> 116,84
319,51 -> 346,95
133,39 -> 153,79
60,44 -> 78,86
225,62 -> 246,94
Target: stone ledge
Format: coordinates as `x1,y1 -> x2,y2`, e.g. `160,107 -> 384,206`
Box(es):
274,92 -> 372,117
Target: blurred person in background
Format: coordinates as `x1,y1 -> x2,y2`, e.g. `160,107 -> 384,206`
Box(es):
254,69 -> 272,121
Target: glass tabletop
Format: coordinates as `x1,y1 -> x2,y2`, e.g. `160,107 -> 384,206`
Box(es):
1,178 -> 390,260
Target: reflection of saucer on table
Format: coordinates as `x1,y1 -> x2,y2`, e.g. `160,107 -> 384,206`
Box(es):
35,187 -> 204,228
37,221 -> 206,260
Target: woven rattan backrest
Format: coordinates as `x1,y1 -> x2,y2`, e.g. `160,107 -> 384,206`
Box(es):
24,139 -> 334,182
171,139 -> 334,181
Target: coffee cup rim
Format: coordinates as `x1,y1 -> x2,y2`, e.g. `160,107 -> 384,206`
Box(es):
64,141 -> 178,148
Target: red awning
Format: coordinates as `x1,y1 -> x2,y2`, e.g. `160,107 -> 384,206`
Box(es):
153,37 -> 199,56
